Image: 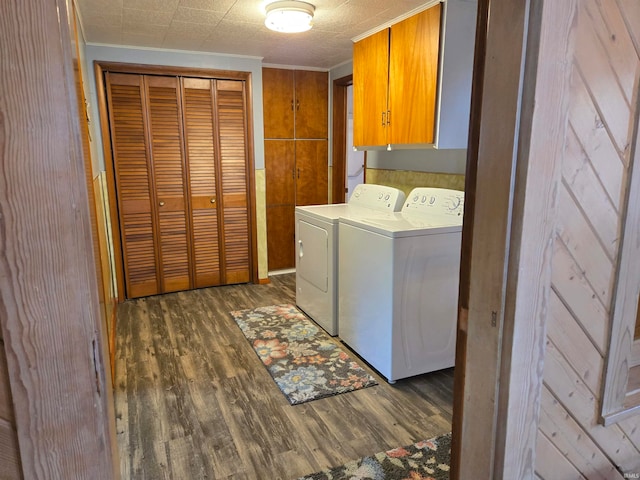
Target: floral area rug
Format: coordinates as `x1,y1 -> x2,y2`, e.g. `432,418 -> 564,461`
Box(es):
229,304 -> 377,405
298,433 -> 452,480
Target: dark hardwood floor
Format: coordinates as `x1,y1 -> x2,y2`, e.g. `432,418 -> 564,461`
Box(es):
114,273 -> 454,479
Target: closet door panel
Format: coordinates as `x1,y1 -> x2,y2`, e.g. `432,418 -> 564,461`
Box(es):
106,72 -> 159,298
146,75 -> 191,293
216,80 -> 251,284
182,77 -> 221,288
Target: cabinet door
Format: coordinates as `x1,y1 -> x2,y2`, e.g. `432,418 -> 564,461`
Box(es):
146,75 -> 192,293
295,140 -> 328,206
265,140 -> 295,206
294,70 -> 328,139
106,72 -> 159,298
389,4 -> 441,145
266,205 -> 295,271
182,77 -> 222,288
353,28 -> 390,147
216,80 -> 251,285
263,68 -> 294,139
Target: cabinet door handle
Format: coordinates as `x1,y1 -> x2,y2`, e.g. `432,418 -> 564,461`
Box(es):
159,201 -> 165,207
296,99 -> 300,111
381,111 -> 385,126
291,99 -> 294,111
210,198 -> 216,204
297,168 -> 300,179
387,110 -> 391,125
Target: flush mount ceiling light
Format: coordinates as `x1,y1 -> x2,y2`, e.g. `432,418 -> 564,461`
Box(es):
265,1 -> 315,33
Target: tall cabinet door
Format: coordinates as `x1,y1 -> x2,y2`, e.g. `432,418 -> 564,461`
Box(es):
216,80 -> 251,284
265,140 -> 295,271
182,77 -> 222,288
263,68 -> 294,139
146,75 -> 192,293
107,72 -> 159,298
294,70 -> 328,139
389,4 -> 441,145
295,140 -> 328,206
353,28 -> 390,147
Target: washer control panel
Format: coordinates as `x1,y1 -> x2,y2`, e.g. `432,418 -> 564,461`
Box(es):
402,187 -> 465,218
349,184 -> 406,211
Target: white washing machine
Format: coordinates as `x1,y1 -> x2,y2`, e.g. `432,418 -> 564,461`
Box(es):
295,184 -> 405,335
338,187 -> 464,383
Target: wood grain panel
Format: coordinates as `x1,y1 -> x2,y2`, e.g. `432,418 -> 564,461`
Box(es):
388,4 -> 441,145
568,73 -> 624,209
294,70 -> 328,139
216,81 -> 251,284
262,68 -> 294,139
266,205 -> 295,270
353,28 -> 390,147
551,238 -> 609,353
535,431 -> 587,480
107,73 -> 160,298
563,127 -> 619,259
583,0 -> 637,105
0,344 -> 14,424
556,182 -> 615,306
574,9 -> 631,154
0,0 -> 117,475
538,387 -> 623,480
182,79 -> 221,288
544,339 -> 640,471
264,140 -> 295,206
295,140 -> 328,206
147,77 -> 192,293
0,419 -> 20,480
548,291 -> 603,395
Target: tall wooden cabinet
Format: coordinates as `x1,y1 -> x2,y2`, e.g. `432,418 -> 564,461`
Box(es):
105,72 -> 252,298
263,68 -> 328,271
353,4 -> 442,148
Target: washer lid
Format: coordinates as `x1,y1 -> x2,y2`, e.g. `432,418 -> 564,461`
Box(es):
295,204 -> 398,223
339,212 -> 462,238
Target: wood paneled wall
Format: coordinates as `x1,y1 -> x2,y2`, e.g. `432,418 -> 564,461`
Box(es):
0,0 -> 118,476
0,336 -> 21,479
535,0 -> 640,476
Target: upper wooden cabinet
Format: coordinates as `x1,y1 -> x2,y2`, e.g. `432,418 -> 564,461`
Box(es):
354,4 -> 441,148
353,0 -> 476,149
263,68 -> 328,139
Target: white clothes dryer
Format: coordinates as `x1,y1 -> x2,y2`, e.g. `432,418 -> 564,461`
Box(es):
338,187 -> 464,382
295,184 -> 405,335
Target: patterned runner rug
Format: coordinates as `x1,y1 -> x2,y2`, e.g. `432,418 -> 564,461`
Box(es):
230,304 -> 377,405
298,432 -> 452,480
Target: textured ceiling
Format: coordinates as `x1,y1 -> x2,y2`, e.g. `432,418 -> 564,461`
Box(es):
75,0 -> 432,69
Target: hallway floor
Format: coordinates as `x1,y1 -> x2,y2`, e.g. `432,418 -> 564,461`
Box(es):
114,274 -> 454,479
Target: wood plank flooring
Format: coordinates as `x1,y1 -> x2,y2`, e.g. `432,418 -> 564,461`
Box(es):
114,273 -> 454,479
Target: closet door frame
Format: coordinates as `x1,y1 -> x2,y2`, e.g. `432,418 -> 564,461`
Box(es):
95,61 -> 258,301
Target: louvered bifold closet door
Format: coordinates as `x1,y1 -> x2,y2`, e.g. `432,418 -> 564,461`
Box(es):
182,78 -> 222,288
215,80 -> 251,284
146,76 -> 192,293
106,72 -> 159,298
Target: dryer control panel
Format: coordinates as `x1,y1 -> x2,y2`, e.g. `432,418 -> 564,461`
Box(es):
402,187 -> 465,218
348,184 -> 406,212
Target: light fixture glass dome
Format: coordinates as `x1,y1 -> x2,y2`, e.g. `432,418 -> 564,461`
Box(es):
265,1 -> 315,33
